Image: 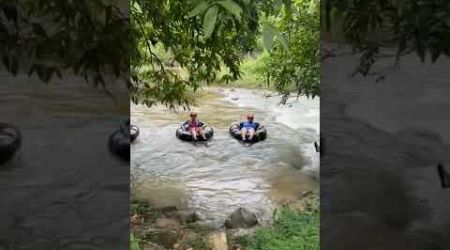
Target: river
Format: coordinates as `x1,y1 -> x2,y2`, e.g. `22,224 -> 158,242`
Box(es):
131,87 -> 320,228
0,73 -> 129,249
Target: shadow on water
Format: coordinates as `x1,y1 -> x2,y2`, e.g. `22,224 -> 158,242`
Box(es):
131,87 -> 319,228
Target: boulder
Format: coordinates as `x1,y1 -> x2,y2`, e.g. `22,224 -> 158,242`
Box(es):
225,207 -> 258,229
230,95 -> 239,100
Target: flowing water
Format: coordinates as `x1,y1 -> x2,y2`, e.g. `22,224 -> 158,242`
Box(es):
131,87 -> 320,228
0,73 -> 129,248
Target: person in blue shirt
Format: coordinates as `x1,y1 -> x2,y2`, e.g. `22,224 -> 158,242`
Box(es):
239,114 -> 260,141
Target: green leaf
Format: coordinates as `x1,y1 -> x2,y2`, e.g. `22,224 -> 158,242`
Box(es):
274,29 -> 288,51
216,0 -> 242,19
273,0 -> 283,16
283,0 -> 292,19
188,1 -> 210,17
203,6 -> 219,38
262,22 -> 276,51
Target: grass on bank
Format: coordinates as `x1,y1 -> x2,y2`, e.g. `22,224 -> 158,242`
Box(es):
130,233 -> 140,250
238,194 -> 319,250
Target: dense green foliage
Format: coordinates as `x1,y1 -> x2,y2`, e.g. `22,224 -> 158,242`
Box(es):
2,1 -> 449,107
131,0 -> 320,108
130,0 -> 260,108
264,0 -> 319,97
0,0 -> 129,89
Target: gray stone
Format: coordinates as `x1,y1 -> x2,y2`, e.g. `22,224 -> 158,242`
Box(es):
225,207 -> 258,229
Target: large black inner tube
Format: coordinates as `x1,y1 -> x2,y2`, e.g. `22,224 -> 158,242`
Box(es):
108,129 -> 130,161
176,125 -> 214,142
229,123 -> 267,143
130,125 -> 140,142
0,123 -> 22,164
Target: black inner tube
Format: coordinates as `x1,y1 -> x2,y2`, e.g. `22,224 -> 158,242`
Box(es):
176,125 -> 214,142
0,123 -> 22,164
130,125 -> 140,142
229,123 -> 267,142
108,129 -> 130,161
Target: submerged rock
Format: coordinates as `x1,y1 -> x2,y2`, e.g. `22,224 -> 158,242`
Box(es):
225,207 -> 258,229
0,123 -> 22,165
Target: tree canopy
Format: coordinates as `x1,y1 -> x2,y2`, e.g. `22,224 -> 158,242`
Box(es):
1,0 -> 448,108
0,0 -> 129,88
130,0 -> 320,108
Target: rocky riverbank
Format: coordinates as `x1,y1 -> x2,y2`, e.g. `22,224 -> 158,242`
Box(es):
131,191 -> 319,250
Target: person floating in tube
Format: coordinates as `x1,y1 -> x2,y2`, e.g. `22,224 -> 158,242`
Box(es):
182,111 -> 207,141
239,114 -> 260,142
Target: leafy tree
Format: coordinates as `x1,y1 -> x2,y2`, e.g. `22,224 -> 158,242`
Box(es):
262,0 -> 320,97
0,0 -> 129,91
2,0 -> 319,108
3,1 -> 449,108
131,0 -> 320,108
130,0 -> 261,108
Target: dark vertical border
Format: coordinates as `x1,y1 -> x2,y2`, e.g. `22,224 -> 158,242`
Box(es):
321,1 -> 450,249
0,1 -> 130,249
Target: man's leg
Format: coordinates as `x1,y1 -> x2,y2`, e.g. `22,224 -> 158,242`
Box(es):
241,127 -> 248,141
248,128 -> 255,141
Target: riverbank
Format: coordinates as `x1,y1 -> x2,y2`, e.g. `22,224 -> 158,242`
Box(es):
130,191 -> 319,250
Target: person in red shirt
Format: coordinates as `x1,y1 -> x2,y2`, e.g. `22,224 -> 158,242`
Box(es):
182,112 -> 207,141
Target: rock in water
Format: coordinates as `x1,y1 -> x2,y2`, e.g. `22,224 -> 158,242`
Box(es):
230,95 -> 239,100
225,207 -> 258,229
437,163 -> 450,188
0,123 -> 22,165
